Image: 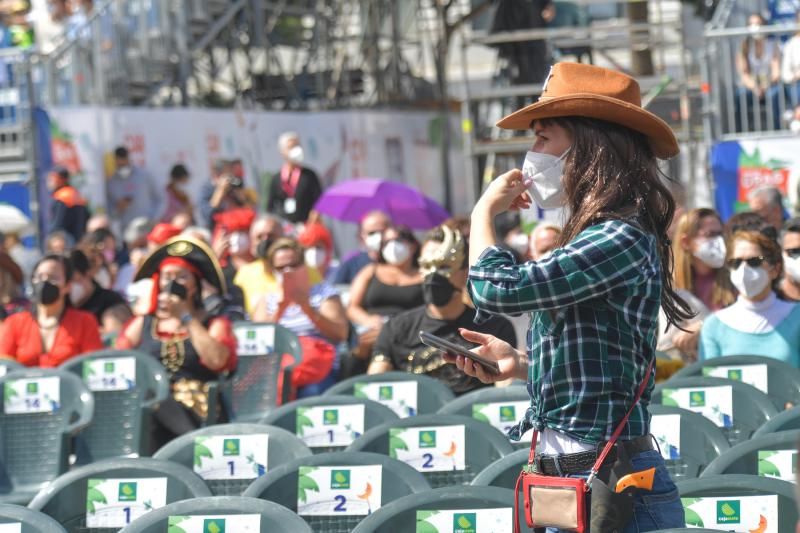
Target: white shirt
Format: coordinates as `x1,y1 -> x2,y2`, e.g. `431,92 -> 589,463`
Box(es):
715,292 -> 796,334
783,35 -> 800,83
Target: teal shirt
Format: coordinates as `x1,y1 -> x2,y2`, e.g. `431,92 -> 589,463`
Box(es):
699,304 -> 800,367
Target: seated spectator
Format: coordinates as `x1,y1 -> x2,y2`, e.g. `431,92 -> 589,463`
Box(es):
748,186 -> 786,232
171,211 -> 193,231
86,213 -> 111,235
47,166 -> 89,243
735,14 -> 783,131
700,230 -> 800,365
528,222 -> 561,260
782,217 -> 800,300
116,237 -> 237,448
69,250 -> 131,339
298,221 -> 335,280
0,254 -> 102,366
495,211 -> 529,260
5,231 -> 39,280
114,217 -> 152,295
252,238 -> 348,397
80,228 -> 119,290
333,210 -> 391,285
368,225 -> 516,394
233,214 -> 285,315
0,251 -> 26,322
346,226 -> 424,376
724,210 -> 779,241
161,163 -> 193,223
201,160 -> 249,231
44,230 -> 75,255
212,208 -> 256,282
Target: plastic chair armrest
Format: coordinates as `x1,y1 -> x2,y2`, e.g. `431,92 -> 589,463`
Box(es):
142,371 -> 171,410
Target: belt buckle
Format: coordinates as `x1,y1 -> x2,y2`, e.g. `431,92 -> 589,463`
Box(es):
533,453 -> 543,474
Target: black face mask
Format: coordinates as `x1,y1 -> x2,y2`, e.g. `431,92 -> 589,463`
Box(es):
423,273 -> 456,307
33,280 -> 61,305
256,238 -> 274,259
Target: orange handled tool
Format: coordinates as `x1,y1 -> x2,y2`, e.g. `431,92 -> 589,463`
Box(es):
614,467 -> 655,493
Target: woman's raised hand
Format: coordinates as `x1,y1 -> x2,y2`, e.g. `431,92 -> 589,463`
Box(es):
476,169 -> 533,216
442,328 -> 527,384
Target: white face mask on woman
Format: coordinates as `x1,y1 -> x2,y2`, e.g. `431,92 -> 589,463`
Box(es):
693,236 -> 726,269
784,254 -> 800,282
729,262 -> 770,298
382,240 -> 411,265
305,247 -> 326,269
521,149 -> 570,209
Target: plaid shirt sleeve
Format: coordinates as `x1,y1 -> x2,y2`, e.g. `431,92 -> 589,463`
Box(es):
468,221 -> 656,318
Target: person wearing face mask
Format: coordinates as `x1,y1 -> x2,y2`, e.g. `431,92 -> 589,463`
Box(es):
699,230 -> 800,366
298,221 -> 335,280
266,132 -> 322,224
780,218 -> 800,301
107,146 -> 161,234
81,228 -> 120,290
368,226 -> 516,394
0,254 -> 102,366
47,166 -> 90,244
345,225 -> 424,377
233,214 -> 287,316
333,210 -> 391,285
161,164 -> 194,224
69,250 -> 131,341
735,13 -> 783,132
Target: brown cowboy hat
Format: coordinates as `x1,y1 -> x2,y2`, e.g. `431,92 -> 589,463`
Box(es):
134,236 -> 227,295
496,62 -> 679,159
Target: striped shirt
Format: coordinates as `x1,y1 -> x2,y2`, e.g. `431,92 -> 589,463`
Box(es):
467,219 -> 659,444
261,282 -> 339,340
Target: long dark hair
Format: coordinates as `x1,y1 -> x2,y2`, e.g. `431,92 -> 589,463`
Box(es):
545,116 -> 694,328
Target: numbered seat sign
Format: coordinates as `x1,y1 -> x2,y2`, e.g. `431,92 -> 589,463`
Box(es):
167,514 -> 261,532
234,325 -> 275,356
297,464 -> 382,516
193,434 -> 269,480
758,449 -> 798,482
650,414 -> 681,460
703,364 -> 769,393
0,523 -> 21,533
3,376 -> 60,414
472,401 -> 532,442
296,404 -> 365,447
83,357 -> 137,391
354,381 -> 417,418
416,508 -> 513,533
389,425 -> 466,472
682,495 -> 778,532
85,477 -> 167,528
661,386 -> 734,428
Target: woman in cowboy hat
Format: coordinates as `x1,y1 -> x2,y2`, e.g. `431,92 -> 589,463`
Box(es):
116,236 -> 237,450
448,63 -> 691,530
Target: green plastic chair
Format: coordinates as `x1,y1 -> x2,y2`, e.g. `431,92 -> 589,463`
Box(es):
677,475 -> 798,531
670,355 -> 800,410
753,405 -> 800,437
0,504 -> 67,532
350,486 -> 520,533
118,496 -> 312,532
345,414 -> 513,488
0,369 -> 94,505
59,350 -> 169,464
648,405 -> 730,480
153,423 -> 312,496
0,360 -> 22,377
260,395 -> 399,454
470,447 -> 528,518
243,451 -> 430,533
27,457 -> 211,533
437,385 -> 530,448
701,429 -> 800,478
324,372 -> 455,416
223,322 -> 301,422
652,377 -> 777,446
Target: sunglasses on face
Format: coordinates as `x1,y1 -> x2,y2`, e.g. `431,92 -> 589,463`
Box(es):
276,262 -> 303,272
785,247 -> 800,259
726,256 -> 767,269
696,231 -> 723,239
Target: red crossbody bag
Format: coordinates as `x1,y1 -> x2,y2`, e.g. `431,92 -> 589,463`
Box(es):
513,358 -> 654,533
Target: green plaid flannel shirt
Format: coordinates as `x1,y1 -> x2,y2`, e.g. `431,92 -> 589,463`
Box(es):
468,219 -> 658,444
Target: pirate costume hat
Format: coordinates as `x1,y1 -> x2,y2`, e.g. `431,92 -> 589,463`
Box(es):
135,236 -> 227,296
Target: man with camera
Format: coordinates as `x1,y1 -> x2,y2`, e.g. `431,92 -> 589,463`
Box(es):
200,159 -> 250,231
266,132 -> 322,224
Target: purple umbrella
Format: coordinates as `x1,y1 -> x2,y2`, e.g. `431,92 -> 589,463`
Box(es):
314,178 -> 450,229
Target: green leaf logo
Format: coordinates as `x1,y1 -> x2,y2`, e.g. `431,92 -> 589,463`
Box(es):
118,482 -> 137,502
297,467 -> 320,503
86,479 -> 108,514
472,404 -> 490,424
330,469 -> 351,489
26,382 -> 38,394
379,385 -> 393,400
247,330 -> 256,340
104,361 -> 115,373
203,518 -> 226,533
419,430 -> 436,449
223,438 -> 240,456
661,388 -> 679,407
453,512 -> 477,533
323,409 -> 339,426
296,410 -> 314,437
193,439 -> 214,467
689,390 -> 706,407
389,429 -> 409,459
716,500 -> 740,523
727,369 -> 742,381
499,405 -> 516,422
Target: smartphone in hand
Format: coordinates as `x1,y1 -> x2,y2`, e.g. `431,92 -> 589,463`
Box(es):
419,330 -> 500,375
165,280 -> 187,300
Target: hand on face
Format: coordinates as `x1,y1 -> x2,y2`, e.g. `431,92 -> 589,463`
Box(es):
476,169 -> 533,217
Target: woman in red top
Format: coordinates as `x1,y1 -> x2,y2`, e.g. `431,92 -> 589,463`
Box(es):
0,254 -> 103,366
116,237 -> 237,449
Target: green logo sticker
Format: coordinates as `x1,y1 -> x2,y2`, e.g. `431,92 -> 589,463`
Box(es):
689,390 -> 706,407
323,409 -> 339,425
499,405 -> 516,422
118,482 -> 137,502
246,330 -> 256,340
331,469 -> 351,489
727,369 -> 742,381
26,382 -> 38,394
203,518 -> 226,533
716,500 -> 740,524
419,430 -> 436,448
223,438 -> 240,456
453,512 -> 477,533
379,385 -> 393,400
104,361 -> 115,373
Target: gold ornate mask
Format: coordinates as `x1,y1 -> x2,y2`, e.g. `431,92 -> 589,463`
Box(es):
418,225 -> 465,279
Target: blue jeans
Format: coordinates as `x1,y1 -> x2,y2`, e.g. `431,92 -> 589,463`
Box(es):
546,450 -> 685,533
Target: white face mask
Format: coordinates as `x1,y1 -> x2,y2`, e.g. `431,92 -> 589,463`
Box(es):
69,282 -> 87,304
229,232 -> 250,255
288,145 -> 304,164
507,233 -> 530,255
117,166 -> 132,179
94,267 -> 112,290
305,247 -> 326,268
522,149 -> 570,209
365,231 -> 383,253
729,263 -> 770,298
382,240 -> 411,265
693,236 -> 726,269
784,254 -> 800,282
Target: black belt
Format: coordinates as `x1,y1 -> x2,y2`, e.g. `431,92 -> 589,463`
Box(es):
533,434 -> 655,476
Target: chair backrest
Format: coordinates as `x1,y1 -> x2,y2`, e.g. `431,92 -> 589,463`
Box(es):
153,423 -> 312,496
648,404 -> 730,480
670,355 -> 800,410
0,369 -> 93,504
260,395 -> 399,454
59,349 -> 169,464
701,429 -> 800,479
0,504 -> 67,532
0,360 -> 22,378
437,385 -> 531,447
652,377 -> 777,446
677,474 -> 798,531
225,322 -> 301,421
27,457 -> 211,533
346,414 -> 514,488
350,486 -> 520,533
324,372 -> 455,417
243,451 -> 430,532
118,496 -> 312,533
753,405 -> 800,437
